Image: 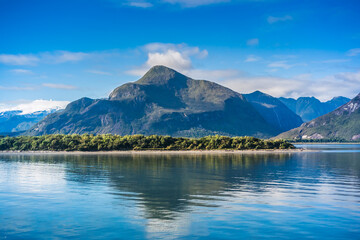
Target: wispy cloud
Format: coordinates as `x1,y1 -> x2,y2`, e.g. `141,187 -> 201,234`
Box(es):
0,54 -> 39,66
124,0 -> 229,8
268,61 -> 293,69
42,83 -> 77,90
42,51 -> 89,64
347,48 -> 360,57
246,38 -> 259,46
0,51 -> 90,66
245,55 -> 261,62
0,86 -> 35,91
317,59 -> 350,63
126,1 -> 153,7
162,0 -> 229,7
267,60 -> 306,69
9,69 -> 34,75
267,15 -> 293,24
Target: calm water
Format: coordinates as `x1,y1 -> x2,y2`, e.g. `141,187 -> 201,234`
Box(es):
0,145 -> 360,239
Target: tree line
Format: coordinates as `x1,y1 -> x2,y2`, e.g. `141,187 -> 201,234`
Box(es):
0,134 -> 294,151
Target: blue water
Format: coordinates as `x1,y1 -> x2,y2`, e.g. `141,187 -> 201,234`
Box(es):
0,145 -> 359,239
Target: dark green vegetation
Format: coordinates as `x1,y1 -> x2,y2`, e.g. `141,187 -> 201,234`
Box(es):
277,93 -> 360,141
26,66 -> 279,138
244,91 -> 303,132
0,134 -> 294,151
279,96 -> 350,122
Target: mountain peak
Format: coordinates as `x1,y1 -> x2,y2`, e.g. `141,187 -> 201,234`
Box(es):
249,90 -> 272,98
136,65 -> 189,85
148,65 -> 177,73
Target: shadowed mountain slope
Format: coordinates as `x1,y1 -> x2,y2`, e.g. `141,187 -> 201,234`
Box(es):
27,66 -> 278,138
244,91 -> 303,132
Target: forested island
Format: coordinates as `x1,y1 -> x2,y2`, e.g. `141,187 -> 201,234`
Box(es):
0,134 -> 294,151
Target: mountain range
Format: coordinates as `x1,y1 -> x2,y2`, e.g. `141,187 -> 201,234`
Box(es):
279,96 -> 350,122
0,110 -> 58,135
277,93 -> 360,141
1,65 -> 355,140
27,66 -> 279,137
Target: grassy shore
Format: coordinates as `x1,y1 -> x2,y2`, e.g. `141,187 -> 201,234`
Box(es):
0,134 -> 294,152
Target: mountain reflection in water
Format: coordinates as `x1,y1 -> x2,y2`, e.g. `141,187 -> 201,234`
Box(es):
0,148 -> 359,239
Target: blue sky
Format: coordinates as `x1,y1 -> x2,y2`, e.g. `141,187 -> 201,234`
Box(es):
0,0 -> 359,110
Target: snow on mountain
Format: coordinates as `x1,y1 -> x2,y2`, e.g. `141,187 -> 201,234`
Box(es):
0,100 -> 69,115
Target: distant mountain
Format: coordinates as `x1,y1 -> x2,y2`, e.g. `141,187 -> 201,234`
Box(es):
27,66 -> 279,138
0,110 -> 59,135
279,96 -> 350,122
244,91 -> 303,132
277,93 -> 360,141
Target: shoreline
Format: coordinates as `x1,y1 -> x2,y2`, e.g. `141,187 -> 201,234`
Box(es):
293,142 -> 360,145
0,149 -> 317,155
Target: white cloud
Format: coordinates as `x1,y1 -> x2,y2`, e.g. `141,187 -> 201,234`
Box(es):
42,83 -> 77,90
143,43 -> 208,58
86,70 -> 112,75
347,48 -> 360,57
10,69 -> 34,75
267,15 -> 293,24
128,43 -> 208,76
148,50 -> 192,69
0,99 -> 69,115
245,55 -> 261,62
0,54 -> 39,66
246,38 -> 259,46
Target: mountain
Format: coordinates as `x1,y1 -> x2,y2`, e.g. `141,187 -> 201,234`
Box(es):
279,96 -> 350,122
0,110 -> 59,135
243,91 -> 303,132
27,66 -> 279,138
277,93 -> 360,141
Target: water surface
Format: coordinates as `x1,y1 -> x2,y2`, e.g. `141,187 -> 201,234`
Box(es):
0,145 -> 360,239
